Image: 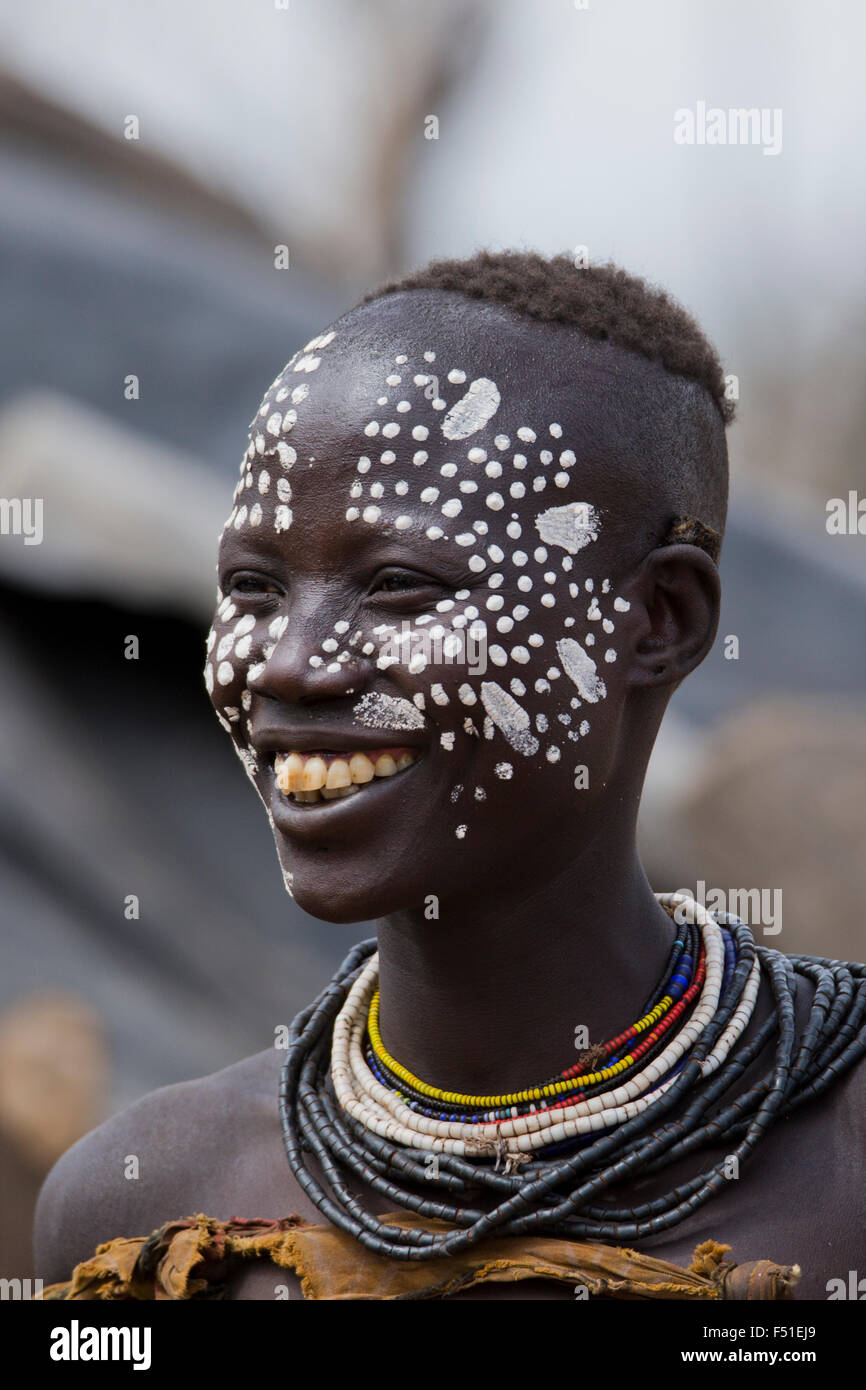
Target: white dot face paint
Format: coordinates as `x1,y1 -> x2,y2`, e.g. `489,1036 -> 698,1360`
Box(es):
211,319 -> 635,869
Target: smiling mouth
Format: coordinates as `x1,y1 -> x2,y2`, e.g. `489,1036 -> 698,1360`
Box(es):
273,747 -> 420,805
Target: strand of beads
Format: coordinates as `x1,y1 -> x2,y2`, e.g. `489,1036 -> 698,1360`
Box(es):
331,902 -> 731,1160
364,923 -> 703,1120
278,892 -> 866,1260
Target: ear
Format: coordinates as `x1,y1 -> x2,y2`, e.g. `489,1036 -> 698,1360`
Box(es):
622,543 -> 721,688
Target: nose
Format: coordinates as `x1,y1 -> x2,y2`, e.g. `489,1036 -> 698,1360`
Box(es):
247,612 -> 371,705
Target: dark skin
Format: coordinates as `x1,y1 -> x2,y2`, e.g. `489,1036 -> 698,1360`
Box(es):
35,293 -> 866,1298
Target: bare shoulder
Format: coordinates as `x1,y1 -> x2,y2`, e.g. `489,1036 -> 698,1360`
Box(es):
33,1046 -> 291,1287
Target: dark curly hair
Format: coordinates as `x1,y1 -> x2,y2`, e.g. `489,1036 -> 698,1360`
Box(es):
364,250 -> 734,428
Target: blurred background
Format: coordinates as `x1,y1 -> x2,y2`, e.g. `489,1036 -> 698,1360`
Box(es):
1,0 -> 864,1277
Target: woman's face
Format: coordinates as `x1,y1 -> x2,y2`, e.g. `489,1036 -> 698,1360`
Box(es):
207,305 -> 637,922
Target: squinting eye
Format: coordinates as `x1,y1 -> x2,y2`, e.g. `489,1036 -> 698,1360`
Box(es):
229,572 -> 282,597
372,570 -> 440,596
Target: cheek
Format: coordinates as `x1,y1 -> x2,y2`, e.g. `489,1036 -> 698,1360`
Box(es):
204,601 -> 279,743
384,557 -> 628,831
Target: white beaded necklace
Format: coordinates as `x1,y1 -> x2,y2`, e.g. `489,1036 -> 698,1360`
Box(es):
330,893 -> 761,1161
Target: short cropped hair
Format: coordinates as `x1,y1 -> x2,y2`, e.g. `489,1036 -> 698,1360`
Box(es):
365,250 -> 734,428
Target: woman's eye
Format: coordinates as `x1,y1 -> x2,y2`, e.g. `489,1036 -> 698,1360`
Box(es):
372,572 -> 437,596
229,573 -> 281,597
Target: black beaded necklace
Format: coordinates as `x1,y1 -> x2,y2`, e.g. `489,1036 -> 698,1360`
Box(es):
279,918 -> 866,1261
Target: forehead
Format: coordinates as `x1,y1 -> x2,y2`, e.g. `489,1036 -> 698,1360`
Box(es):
223,298 -> 625,569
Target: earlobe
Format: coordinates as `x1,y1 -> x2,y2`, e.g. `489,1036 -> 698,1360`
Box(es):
624,544 -> 721,688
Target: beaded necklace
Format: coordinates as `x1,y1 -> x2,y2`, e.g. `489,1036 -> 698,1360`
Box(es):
279,892 -> 866,1260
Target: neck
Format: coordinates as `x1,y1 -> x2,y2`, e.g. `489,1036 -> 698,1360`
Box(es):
374,814 -> 676,1097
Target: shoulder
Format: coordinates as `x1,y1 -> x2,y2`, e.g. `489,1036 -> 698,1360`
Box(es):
33,1047 -> 284,1288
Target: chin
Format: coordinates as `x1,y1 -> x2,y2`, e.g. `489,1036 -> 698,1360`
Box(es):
274,844 -> 417,925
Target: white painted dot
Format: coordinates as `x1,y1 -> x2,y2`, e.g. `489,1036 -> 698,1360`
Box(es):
468,555 -> 487,572
541,593 -> 555,607
554,473 -> 569,487
441,463 -> 458,477
614,596 -> 631,612
494,435 -> 510,451
426,526 -> 444,540
512,551 -> 528,565
517,426 -> 536,443
364,421 -> 380,437
412,425 -> 429,441
395,515 -> 412,530
506,521 -> 522,539
510,482 -> 526,499
380,451 -> 396,464
550,423 -> 562,438
605,648 -> 617,662
217,661 -> 234,686
362,505 -> 381,523
486,492 -> 504,510
489,645 -> 508,665
513,454 -> 527,470
413,452 -> 428,465
421,487 -> 439,504
467,447 -> 486,463
495,762 -> 513,779
528,633 -> 543,647
382,422 -> 400,438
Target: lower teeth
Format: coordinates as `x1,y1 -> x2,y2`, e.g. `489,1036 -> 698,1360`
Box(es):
291,785 -> 360,804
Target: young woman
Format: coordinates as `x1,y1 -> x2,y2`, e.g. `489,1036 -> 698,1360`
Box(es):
36,252 -> 866,1300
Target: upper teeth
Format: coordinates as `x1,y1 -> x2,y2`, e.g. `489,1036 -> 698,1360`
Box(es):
274,748 -> 418,797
